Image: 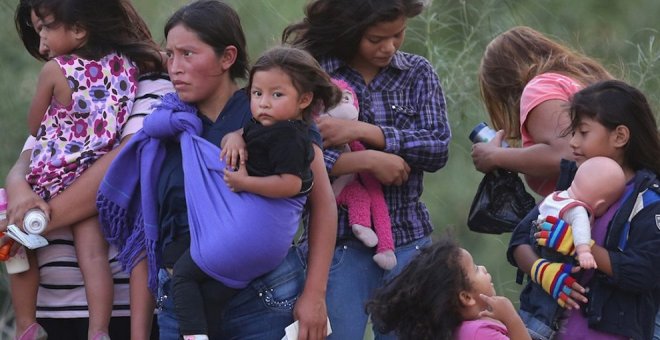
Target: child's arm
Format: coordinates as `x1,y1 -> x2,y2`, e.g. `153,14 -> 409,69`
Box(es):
223,166 -> 302,198
27,60 -> 66,136
478,294 -> 531,340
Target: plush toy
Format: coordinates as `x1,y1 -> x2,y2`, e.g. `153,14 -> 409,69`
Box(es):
322,79 -> 397,270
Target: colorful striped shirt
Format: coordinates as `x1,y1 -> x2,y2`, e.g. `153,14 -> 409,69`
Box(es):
318,51 -> 451,246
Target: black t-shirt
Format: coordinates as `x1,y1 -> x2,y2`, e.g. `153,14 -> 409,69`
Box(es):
243,118 -> 314,193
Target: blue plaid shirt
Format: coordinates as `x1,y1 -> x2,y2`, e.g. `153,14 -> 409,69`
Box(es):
320,51 -> 451,246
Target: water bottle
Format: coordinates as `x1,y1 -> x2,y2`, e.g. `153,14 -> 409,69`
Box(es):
469,122 -> 508,147
23,208 -> 48,235
0,188 -> 30,274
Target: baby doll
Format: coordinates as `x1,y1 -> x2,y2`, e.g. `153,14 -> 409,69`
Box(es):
322,79 -> 397,270
536,156 -> 625,269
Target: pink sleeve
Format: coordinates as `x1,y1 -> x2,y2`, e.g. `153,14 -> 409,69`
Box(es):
519,73 -> 582,147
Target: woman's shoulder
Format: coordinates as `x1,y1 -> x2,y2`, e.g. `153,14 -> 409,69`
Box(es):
520,72 -> 582,120
524,72 -> 581,94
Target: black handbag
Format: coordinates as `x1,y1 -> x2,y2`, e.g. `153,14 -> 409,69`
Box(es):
467,170 -> 536,234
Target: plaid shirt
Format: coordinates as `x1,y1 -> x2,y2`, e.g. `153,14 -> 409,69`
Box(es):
319,51 -> 451,246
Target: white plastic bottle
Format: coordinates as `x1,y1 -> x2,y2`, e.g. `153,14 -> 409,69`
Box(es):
23,208 -> 48,235
0,188 -> 30,274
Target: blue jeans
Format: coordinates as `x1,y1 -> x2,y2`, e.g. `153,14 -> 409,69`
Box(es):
653,310 -> 660,340
157,247 -> 305,340
326,236 -> 432,340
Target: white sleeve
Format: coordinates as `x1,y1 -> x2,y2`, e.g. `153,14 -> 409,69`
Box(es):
21,135 -> 37,153
120,74 -> 174,138
563,206 -> 592,246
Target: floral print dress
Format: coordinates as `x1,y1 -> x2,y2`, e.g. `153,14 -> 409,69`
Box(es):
27,53 -> 137,200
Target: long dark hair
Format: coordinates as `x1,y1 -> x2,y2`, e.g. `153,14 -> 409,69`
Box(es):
282,0 -> 425,61
569,80 -> 660,174
248,46 -> 341,122
164,0 -> 249,81
367,235 -> 470,340
479,26 -> 613,140
31,0 -> 162,72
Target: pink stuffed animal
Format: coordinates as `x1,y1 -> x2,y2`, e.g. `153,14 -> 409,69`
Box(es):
323,79 -> 397,270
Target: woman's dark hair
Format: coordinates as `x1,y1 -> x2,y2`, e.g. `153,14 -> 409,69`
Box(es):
247,46 -> 342,122
164,0 -> 248,80
282,0 -> 426,61
30,0 -> 162,72
366,235 -> 470,340
569,79 -> 660,174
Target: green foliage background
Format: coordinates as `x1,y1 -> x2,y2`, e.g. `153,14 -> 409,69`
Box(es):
0,0 -> 659,337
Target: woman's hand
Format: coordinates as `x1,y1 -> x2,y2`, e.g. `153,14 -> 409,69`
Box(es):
220,130 -> 247,170
292,289 -> 329,340
366,150 -> 411,186
4,181 -> 49,233
316,115 -> 357,148
471,129 -> 506,173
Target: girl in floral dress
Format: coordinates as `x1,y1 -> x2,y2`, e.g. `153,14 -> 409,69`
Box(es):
10,0 -> 161,339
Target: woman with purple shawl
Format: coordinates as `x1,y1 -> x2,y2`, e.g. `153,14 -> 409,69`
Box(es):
97,1 -> 338,339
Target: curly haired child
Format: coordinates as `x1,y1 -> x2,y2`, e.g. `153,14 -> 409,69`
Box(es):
367,235 -> 531,340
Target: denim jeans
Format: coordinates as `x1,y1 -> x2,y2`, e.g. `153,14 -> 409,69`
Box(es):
157,247 -> 305,340
326,236 -> 432,340
653,310 -> 660,340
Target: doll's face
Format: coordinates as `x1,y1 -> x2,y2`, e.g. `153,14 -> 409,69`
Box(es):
324,89 -> 358,121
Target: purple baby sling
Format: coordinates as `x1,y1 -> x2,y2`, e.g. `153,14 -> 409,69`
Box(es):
97,93 -> 305,292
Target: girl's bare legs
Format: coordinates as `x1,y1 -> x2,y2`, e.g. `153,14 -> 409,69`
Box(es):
10,250 -> 39,337
130,258 -> 155,340
72,216 -> 112,339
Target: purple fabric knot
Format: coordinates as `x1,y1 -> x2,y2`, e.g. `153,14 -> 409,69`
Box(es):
143,93 -> 202,140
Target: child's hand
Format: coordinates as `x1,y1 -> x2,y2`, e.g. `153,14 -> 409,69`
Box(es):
478,294 -> 518,325
479,294 -> 532,340
220,131 -> 247,171
530,259 -> 587,309
536,216 -> 588,256
223,165 -> 249,192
